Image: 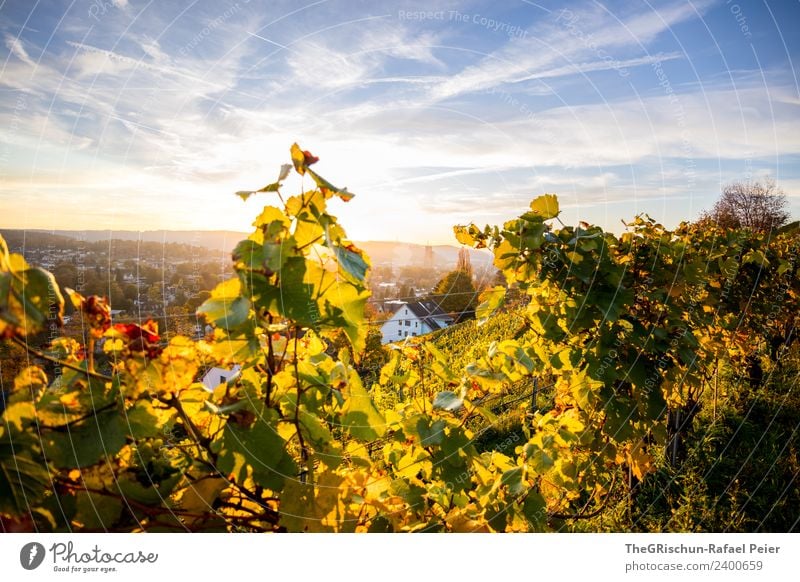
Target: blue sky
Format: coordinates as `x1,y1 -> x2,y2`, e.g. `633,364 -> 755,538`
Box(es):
1,0 -> 798,243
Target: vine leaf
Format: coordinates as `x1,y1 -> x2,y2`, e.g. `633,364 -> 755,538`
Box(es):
529,194 -> 560,220
341,372 -> 385,440
213,408 -> 296,491
0,444 -> 50,515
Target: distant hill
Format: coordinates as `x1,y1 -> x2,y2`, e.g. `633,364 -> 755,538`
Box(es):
359,241 -> 492,269
18,229 -> 249,253
1,229 -> 493,269
0,230 -> 76,248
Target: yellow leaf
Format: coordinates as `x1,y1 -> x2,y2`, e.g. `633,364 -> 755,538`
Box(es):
529,194 -> 560,219
627,443 -> 654,480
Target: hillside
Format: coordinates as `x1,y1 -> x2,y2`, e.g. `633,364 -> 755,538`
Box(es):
1,229 -> 493,268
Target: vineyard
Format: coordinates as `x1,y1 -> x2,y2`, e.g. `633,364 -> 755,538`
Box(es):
1,145 -> 798,532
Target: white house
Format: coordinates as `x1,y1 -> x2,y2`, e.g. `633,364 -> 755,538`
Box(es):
380,301 -> 453,344
201,365 -> 241,391
374,299 -> 406,316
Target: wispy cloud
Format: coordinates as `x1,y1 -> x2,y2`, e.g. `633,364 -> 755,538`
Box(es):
4,34 -> 36,67
0,0 -> 798,242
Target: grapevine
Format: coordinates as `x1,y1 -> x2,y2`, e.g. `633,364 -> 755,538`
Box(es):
0,145 -> 798,532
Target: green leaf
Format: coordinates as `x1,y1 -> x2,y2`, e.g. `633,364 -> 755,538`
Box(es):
476,286 -> 506,325
331,244 -> 369,285
125,400 -> 177,440
424,344 -> 459,384
524,437 -> 555,474
341,371 -> 386,440
297,407 -> 342,467
75,491 -> 122,530
742,249 -> 769,267
1,401 -> 36,432
117,470 -> 184,506
213,407 -> 296,491
500,467 -> 526,496
176,476 -> 227,517
602,399 -> 637,442
12,366 -> 48,403
493,239 -> 520,272
549,347 -> 577,370
416,418 -> 446,447
232,240 -> 265,270
1,266 -> 64,337
522,490 -> 547,530
42,409 -> 127,468
307,168 -> 354,202
529,194 -> 560,220
0,443 -> 50,515
198,279 -> 251,330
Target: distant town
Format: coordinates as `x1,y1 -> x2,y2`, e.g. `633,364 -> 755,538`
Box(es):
0,229 -> 499,345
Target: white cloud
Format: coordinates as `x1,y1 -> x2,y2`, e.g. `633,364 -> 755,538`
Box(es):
426,0 -> 712,102
2,0 -> 798,241
4,34 -> 36,68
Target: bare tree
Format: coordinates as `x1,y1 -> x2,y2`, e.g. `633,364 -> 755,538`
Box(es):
700,178 -> 790,232
456,247 -> 473,278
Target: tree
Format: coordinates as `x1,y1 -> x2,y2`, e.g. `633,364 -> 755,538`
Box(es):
701,178 -> 790,232
456,247 -> 472,278
51,263 -> 78,290
184,290 -> 210,313
123,283 -> 139,303
431,269 -> 476,320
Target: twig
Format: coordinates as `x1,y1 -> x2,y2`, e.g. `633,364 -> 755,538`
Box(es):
11,335 -> 113,381
292,329 -> 310,479
39,401 -> 117,432
162,394 -> 210,449
549,473 -> 618,521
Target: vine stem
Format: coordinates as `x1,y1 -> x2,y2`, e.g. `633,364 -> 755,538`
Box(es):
292,329 -> 310,479
265,314 -> 275,406
549,472 -> 618,521
39,401 -> 117,432
161,394 -> 210,449
88,338 -> 96,374
57,480 -> 279,530
11,335 -> 113,381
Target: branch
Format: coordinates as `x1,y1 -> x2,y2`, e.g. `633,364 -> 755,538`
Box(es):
161,394 -> 210,449
295,234 -> 324,252
38,401 -> 117,432
11,335 -> 113,381
548,473 -> 618,521
292,329 -> 310,477
264,314 -> 275,406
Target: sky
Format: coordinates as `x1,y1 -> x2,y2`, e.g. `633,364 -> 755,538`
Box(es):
0,0 -> 798,244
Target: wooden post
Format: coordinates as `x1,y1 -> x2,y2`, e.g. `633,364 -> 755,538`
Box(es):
713,358 -> 719,420
670,409 -> 680,466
